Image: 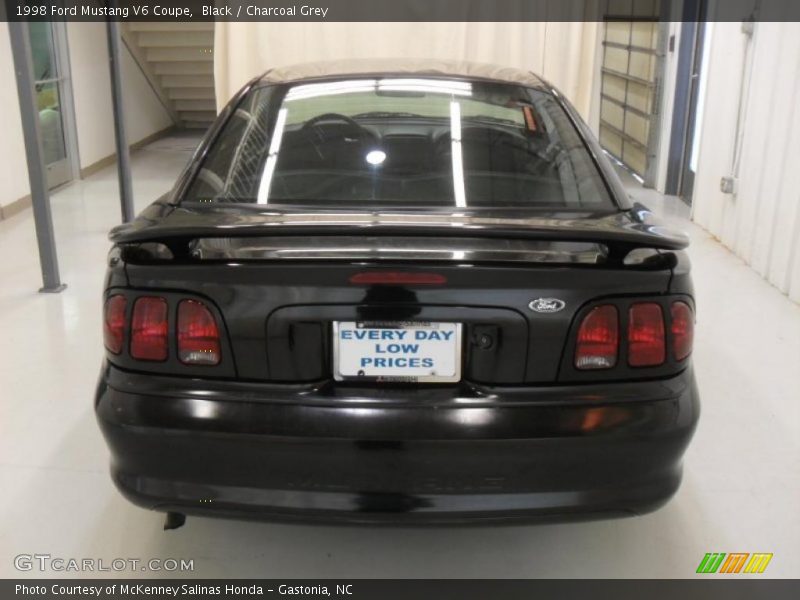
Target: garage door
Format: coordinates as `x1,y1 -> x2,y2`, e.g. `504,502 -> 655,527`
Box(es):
599,1 -> 665,184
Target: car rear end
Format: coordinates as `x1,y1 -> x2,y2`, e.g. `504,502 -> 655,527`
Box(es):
95,63 -> 699,523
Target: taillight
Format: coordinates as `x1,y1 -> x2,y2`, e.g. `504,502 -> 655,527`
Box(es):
628,303 -> 665,367
130,297 -> 169,361
177,300 -> 221,365
575,305 -> 619,370
103,295 -> 127,354
670,301 -> 694,360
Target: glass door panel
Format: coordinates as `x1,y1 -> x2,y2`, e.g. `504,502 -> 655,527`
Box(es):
28,22 -> 72,188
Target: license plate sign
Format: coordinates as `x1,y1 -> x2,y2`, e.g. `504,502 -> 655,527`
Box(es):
333,322 -> 462,383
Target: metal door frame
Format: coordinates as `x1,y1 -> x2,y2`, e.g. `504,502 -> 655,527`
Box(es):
53,22 -> 81,184
31,21 -> 80,188
665,0 -> 708,201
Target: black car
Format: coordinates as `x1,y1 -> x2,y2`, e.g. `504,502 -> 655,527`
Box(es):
96,59 -> 699,525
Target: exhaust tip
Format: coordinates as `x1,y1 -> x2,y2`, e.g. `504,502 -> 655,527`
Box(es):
163,511 -> 186,530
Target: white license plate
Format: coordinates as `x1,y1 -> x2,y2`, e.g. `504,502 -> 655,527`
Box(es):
333,321 -> 462,383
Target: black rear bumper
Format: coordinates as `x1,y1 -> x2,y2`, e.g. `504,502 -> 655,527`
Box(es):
95,363 -> 699,524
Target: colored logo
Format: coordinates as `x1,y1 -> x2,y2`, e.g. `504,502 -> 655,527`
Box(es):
696,553 -> 773,574
528,298 -> 566,313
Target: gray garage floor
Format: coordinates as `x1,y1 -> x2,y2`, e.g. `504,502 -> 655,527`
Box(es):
1,133 -> 798,578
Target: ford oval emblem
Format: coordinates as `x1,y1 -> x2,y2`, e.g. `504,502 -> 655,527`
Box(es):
528,298 -> 566,313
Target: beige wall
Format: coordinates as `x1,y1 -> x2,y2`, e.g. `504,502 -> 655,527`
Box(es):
214,22 -> 600,122
67,22 -> 116,170
67,22 -> 173,171
0,24 -> 33,215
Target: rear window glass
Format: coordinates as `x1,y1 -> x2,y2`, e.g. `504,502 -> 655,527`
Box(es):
184,78 -> 614,211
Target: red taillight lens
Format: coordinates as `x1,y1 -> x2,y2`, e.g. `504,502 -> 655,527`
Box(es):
130,297 -> 169,361
670,301 -> 694,361
628,303 -> 666,367
575,305 -> 619,370
177,300 -> 221,365
103,295 -> 127,354
349,272 -> 447,285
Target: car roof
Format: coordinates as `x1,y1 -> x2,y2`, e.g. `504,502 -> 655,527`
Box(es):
258,58 -> 550,89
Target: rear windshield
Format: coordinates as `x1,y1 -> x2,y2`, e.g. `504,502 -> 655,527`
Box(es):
183,78 -> 615,210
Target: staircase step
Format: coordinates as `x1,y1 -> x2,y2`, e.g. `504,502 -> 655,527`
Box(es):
167,87 -> 216,100
146,47 -> 213,62
137,31 -> 214,48
178,108 -> 217,118
181,120 -> 214,130
175,98 -> 217,111
160,74 -> 214,88
179,110 -> 217,123
153,61 -> 213,75
129,22 -> 213,32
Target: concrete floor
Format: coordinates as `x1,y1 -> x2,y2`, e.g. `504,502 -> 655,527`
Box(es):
1,134 -> 798,579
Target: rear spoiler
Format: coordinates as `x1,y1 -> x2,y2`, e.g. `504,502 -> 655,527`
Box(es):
110,203 -> 689,264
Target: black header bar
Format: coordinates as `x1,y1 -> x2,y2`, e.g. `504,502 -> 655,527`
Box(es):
1,0 -> 799,22
3,579 -> 800,600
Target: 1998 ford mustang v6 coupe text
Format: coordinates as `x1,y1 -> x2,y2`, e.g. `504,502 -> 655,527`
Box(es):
96,59 -> 699,525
